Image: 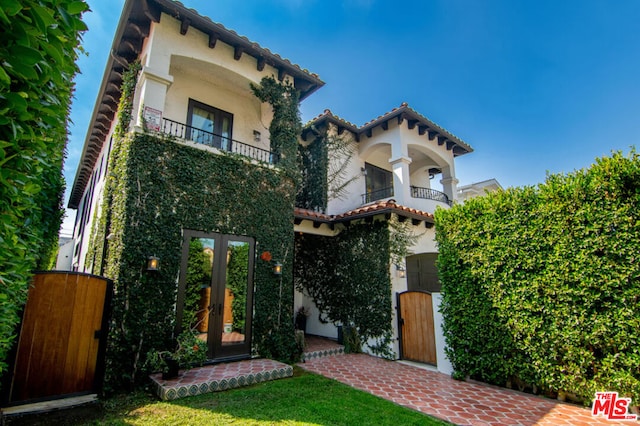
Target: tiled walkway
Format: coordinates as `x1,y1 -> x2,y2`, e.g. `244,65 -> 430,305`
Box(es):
299,353 -> 636,425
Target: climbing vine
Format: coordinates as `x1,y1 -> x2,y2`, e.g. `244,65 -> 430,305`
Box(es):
297,126 -> 358,213
294,220 -> 395,358
91,132 -> 299,390
297,136 -> 328,211
251,76 -> 301,174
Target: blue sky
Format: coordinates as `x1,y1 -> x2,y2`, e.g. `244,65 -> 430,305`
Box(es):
62,0 -> 640,234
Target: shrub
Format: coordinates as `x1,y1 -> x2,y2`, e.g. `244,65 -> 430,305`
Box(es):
0,0 -> 87,377
436,150 -> 640,404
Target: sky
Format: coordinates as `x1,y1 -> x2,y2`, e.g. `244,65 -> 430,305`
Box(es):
61,0 -> 640,235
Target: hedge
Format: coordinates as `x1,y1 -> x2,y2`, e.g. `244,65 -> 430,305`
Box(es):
435,150 -> 640,404
0,0 -> 88,377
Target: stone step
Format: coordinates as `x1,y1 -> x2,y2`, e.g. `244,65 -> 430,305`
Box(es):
150,358 -> 292,401
302,335 -> 345,362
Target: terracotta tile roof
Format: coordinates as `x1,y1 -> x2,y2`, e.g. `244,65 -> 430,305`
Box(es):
294,200 -> 434,226
303,102 -> 473,156
170,1 -> 322,82
69,0 -> 324,209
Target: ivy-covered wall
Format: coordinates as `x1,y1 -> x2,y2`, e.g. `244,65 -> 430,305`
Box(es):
435,150 -> 640,405
294,221 -> 394,357
95,132 -> 298,389
297,136 -> 328,212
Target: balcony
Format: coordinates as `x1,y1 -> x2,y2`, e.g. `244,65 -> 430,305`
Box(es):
361,186 -> 451,207
161,118 -> 279,164
362,187 -> 394,204
410,186 -> 452,206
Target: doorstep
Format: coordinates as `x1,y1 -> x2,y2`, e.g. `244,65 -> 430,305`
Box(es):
301,335 -> 345,362
149,359 -> 292,401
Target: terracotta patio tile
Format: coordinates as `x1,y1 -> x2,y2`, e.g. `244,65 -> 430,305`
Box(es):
299,352 -> 637,425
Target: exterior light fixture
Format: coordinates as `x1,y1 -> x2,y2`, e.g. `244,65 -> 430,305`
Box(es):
396,264 -> 406,279
272,262 -> 283,276
147,255 -> 160,272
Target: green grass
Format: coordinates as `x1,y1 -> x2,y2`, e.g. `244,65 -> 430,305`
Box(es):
7,368 -> 449,425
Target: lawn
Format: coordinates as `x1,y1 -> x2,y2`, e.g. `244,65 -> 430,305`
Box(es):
6,368 -> 449,425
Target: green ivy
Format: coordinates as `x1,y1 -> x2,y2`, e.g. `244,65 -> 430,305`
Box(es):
89,132 -> 300,390
436,150 -> 640,404
0,0 -> 88,378
294,221 -> 395,358
251,76 -> 301,174
297,135 -> 328,212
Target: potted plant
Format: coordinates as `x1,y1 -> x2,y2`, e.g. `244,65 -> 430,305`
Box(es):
146,330 -> 208,379
295,306 -> 310,332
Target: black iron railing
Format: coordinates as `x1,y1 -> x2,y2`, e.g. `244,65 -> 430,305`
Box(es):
410,186 -> 452,206
361,186 -> 394,204
161,118 -> 278,164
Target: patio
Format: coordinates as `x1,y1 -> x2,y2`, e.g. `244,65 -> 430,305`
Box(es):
299,352 -> 633,426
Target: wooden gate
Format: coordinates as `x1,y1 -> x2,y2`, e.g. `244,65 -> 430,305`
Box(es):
6,272 -> 112,404
397,291 -> 436,365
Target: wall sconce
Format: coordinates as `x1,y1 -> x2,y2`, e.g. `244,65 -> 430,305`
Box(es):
396,264 -> 406,279
272,262 -> 283,276
147,255 -> 160,272
360,166 -> 367,176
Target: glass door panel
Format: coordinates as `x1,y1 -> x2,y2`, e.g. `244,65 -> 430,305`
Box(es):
222,240 -> 250,346
181,237 -> 215,347
190,106 -> 215,146
177,231 -> 254,362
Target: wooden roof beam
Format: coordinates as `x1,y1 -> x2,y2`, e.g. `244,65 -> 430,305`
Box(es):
208,32 -> 218,48
234,46 -> 244,61
180,18 -> 191,35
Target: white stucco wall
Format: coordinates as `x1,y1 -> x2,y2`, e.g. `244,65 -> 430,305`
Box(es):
325,119 -> 458,217
132,13 -> 286,152
72,132 -> 114,273
55,239 -> 74,270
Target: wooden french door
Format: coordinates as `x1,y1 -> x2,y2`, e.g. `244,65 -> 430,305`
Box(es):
177,231 -> 255,362
397,291 -> 437,365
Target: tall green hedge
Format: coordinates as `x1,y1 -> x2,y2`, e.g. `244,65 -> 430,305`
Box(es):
436,150 -> 640,404
0,0 -> 88,376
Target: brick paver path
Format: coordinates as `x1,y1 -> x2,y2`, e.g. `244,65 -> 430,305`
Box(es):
300,353 -> 635,425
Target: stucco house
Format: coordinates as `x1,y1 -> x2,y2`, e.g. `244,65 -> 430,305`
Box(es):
292,105 -> 472,374
457,178 -> 503,203
66,0 -> 476,381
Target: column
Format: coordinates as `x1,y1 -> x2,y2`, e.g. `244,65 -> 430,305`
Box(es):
389,156 -> 412,205
133,66 -> 174,130
440,165 -> 459,204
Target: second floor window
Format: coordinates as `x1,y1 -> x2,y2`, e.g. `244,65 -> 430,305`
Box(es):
187,99 -> 233,150
364,162 -> 393,202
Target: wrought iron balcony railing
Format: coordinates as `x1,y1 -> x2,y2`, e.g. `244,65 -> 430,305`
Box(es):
410,186 -> 452,206
161,118 -> 279,164
361,187 -> 394,204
